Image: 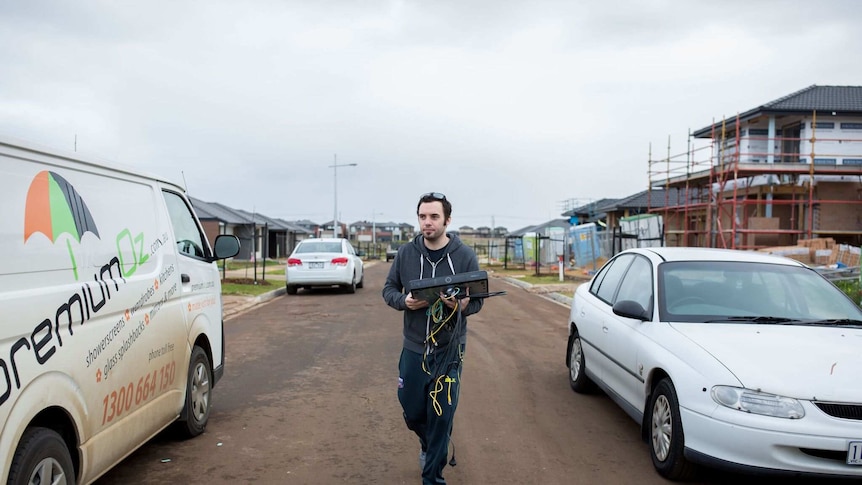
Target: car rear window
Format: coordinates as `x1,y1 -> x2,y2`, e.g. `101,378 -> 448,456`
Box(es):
296,242 -> 342,253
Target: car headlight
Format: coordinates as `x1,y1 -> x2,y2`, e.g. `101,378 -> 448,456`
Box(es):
711,386 -> 805,419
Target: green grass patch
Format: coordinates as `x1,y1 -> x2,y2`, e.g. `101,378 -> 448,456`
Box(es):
484,266 -> 587,285
223,260 -> 281,271
834,279 -> 862,306
516,274 -> 573,285
221,278 -> 279,296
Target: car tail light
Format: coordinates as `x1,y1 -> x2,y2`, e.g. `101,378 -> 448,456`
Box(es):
287,258 -> 302,267
331,257 -> 349,266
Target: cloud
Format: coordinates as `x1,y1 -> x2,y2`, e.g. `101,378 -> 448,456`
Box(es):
2,0 -> 862,230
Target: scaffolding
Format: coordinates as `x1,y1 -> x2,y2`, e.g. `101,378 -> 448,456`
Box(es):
648,111 -> 862,250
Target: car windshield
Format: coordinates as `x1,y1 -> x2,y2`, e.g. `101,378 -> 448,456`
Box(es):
296,241 -> 343,254
659,261 -> 862,324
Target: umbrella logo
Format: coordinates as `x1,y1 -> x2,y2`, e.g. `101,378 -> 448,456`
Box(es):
25,170 -> 100,243
24,170 -> 100,280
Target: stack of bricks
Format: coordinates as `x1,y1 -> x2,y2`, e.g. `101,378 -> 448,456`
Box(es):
835,244 -> 861,268
799,238 -> 837,266
758,238 -> 861,267
758,245 -> 815,264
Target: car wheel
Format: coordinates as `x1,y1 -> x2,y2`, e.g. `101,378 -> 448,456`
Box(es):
286,284 -> 297,295
175,346 -> 212,439
649,378 -> 697,480
7,427 -> 75,485
568,331 -> 595,393
356,272 -> 364,289
344,280 -> 356,294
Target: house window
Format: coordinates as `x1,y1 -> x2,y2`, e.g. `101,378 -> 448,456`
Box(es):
813,158 -> 837,165
780,123 -> 801,163
840,122 -> 862,130
813,122 -> 835,129
842,159 -> 862,166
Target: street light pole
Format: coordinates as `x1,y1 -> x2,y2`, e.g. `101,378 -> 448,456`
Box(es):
371,210 -> 383,242
371,210 -> 384,257
371,210 -> 385,246
329,154 -> 357,238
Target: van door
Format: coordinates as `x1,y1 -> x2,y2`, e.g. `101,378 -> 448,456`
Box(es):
161,190 -> 224,435
0,160 -> 192,479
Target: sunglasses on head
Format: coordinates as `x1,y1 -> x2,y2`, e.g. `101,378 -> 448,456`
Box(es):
422,192 -> 447,201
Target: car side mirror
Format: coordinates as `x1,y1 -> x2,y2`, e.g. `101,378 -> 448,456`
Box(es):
613,300 -> 649,321
212,235 -> 240,261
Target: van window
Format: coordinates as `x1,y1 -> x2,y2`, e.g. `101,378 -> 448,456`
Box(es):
163,191 -> 208,259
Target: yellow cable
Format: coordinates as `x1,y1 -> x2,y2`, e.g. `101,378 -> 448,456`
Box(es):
421,350 -> 430,375
423,293 -> 464,389
430,375 -> 445,416
423,296 -> 456,374
427,297 -> 459,344
445,376 -> 455,404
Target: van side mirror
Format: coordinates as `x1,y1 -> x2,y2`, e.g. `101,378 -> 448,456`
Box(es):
212,235 -> 240,261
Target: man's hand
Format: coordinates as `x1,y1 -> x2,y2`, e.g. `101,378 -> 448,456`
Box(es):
405,293 -> 430,311
441,288 -> 469,311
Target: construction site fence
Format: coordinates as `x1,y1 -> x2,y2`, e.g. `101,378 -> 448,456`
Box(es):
230,229 -> 670,273
493,230 -> 665,275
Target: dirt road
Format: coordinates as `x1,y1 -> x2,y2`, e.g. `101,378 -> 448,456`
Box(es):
96,263 -> 832,484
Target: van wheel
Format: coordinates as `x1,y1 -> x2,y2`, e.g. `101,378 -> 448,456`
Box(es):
7,427 -> 75,485
176,346 -> 212,439
286,284 -> 297,295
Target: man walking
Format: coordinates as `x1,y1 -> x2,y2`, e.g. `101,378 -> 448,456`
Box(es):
382,192 -> 484,484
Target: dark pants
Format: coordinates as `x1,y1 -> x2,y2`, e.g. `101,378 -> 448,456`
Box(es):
398,346 -> 463,485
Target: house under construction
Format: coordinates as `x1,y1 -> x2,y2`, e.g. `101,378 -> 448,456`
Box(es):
649,85 -> 862,253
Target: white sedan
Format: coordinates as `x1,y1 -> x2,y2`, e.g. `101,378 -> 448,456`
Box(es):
285,238 -> 364,294
566,246 -> 862,480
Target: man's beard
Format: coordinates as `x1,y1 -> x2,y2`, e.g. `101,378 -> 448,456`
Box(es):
424,228 -> 444,241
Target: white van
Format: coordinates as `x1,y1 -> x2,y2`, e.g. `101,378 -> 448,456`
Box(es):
0,137 -> 240,484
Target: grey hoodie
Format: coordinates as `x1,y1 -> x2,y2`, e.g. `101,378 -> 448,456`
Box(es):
382,233 -> 484,353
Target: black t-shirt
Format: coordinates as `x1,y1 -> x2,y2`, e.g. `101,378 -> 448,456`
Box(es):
425,239 -> 451,265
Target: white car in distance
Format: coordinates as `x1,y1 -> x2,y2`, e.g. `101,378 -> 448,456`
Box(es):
286,238 -> 364,295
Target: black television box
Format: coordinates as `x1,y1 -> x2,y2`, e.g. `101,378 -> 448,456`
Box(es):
407,271 -> 488,303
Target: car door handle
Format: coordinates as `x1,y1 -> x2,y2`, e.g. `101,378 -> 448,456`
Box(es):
579,311 -> 586,317
602,326 -> 609,333
181,274 -> 190,283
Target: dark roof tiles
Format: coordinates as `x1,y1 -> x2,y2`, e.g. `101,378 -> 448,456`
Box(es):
763,85 -> 862,112
694,85 -> 862,137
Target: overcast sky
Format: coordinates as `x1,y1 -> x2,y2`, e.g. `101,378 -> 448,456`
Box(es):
3,1 -> 862,231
